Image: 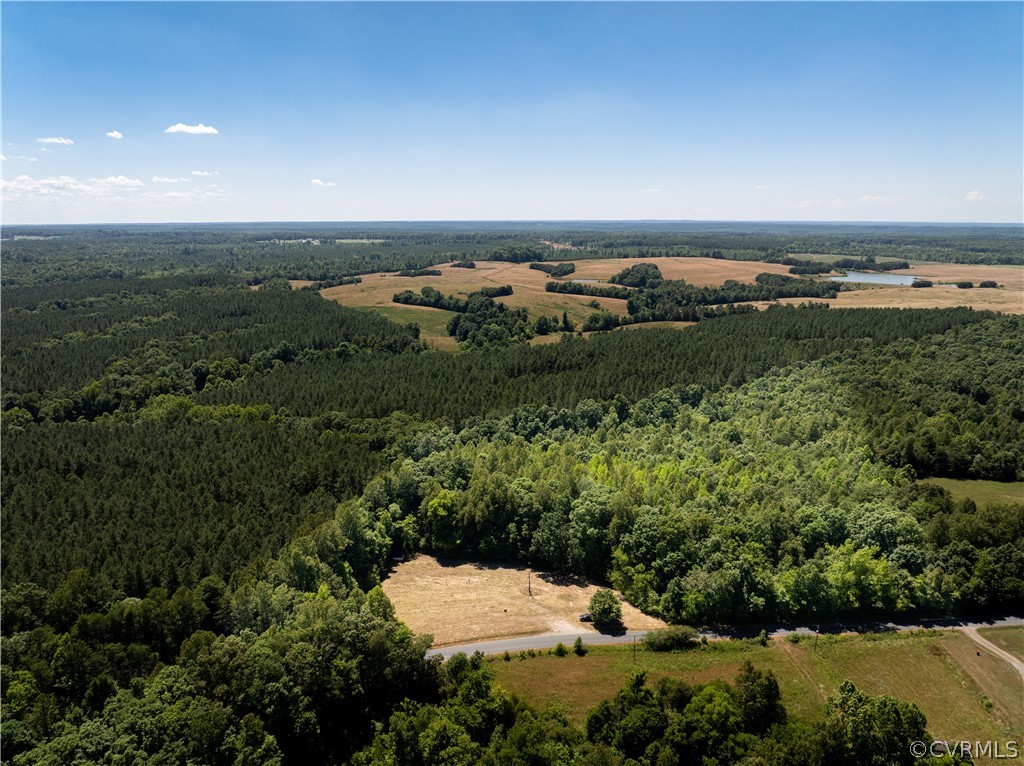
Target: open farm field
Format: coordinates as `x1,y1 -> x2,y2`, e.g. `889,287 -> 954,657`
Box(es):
567,256 -> 794,285
779,285 -> 1024,313
921,478 -> 1024,506
492,631 -> 1022,754
978,626 -> 1024,662
363,304 -> 460,350
786,252 -> 906,265
320,259 -> 629,328
382,554 -> 665,647
894,262 -> 1024,287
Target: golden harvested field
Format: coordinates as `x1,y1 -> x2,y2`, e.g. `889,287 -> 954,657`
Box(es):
382,554 -> 665,647
778,285 -> 1023,313
320,260 -> 630,326
895,263 -> 1024,287
320,258 -> 1023,348
568,257 -> 793,285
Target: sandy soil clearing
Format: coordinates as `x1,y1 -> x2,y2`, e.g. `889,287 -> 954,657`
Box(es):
382,554 -> 666,647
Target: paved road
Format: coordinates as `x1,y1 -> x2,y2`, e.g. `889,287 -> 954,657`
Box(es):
426,615 -> 1024,660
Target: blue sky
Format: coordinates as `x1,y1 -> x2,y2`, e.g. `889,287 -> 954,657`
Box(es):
2,2 -> 1021,224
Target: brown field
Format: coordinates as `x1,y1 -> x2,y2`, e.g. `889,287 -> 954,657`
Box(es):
894,263 -> 1024,287
320,258 -> 794,346
382,554 -> 665,647
778,285 -> 1024,313
320,259 -> 630,324
320,258 -> 1023,348
567,257 -> 794,285
492,631 -> 1022,755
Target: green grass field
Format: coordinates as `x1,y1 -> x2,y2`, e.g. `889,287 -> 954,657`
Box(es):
359,304 -> 459,350
921,478 -> 1024,506
490,631 -> 1021,757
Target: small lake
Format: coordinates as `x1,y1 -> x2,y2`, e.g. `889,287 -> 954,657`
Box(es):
832,271 -> 917,286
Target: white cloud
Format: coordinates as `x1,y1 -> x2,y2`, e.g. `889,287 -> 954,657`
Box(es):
93,175 -> 144,188
0,155 -> 6,161
311,179 -> 336,186
164,123 -> 219,135
639,188 -> 661,194
753,185 -> 769,191
1,174 -> 143,202
857,195 -> 890,204
191,170 -> 217,177
2,175 -> 96,201
151,176 -> 187,183
964,190 -> 987,202
37,137 -> 74,145
106,130 -> 123,139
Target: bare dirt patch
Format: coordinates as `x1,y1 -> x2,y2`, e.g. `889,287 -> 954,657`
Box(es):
382,554 -> 665,647
540,240 -> 584,251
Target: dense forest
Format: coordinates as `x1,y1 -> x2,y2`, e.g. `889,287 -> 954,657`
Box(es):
1,226 -> 1020,764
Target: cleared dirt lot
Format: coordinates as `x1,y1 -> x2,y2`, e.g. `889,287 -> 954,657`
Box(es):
382,554 -> 666,647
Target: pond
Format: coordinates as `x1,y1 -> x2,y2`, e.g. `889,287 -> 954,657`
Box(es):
832,271 -> 917,286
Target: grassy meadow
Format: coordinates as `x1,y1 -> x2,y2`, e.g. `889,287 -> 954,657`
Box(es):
921,478 -> 1024,506
490,631 -> 1022,759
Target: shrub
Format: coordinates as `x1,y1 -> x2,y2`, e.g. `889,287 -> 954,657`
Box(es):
911,279 -> 933,288
588,589 -> 623,628
553,642 -> 568,657
956,281 -> 974,289
644,625 -> 700,652
574,636 -> 587,656
979,280 -> 998,288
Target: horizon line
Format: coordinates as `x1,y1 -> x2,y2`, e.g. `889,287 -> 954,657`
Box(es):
3,219 -> 1022,228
